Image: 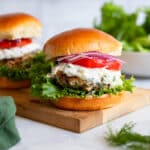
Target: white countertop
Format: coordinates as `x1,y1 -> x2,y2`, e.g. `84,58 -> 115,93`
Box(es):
11,78 -> 150,150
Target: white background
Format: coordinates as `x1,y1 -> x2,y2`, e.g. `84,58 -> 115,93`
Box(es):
0,1 -> 150,150
0,0 -> 150,43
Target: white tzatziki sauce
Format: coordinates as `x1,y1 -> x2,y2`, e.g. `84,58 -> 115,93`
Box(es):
52,63 -> 122,88
0,43 -> 40,60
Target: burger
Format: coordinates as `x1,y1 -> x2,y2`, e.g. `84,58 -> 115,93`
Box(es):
0,13 -> 42,89
32,28 -> 134,110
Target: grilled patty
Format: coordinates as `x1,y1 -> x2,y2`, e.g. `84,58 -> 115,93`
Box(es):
0,53 -> 34,68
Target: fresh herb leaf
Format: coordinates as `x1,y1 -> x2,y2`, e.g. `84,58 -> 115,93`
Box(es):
143,9 -> 150,34
105,122 -> 150,150
94,2 -> 150,52
28,52 -> 54,84
62,87 -> 87,98
31,76 -> 63,99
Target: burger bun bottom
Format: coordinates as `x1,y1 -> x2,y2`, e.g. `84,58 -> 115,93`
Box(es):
51,92 -> 126,111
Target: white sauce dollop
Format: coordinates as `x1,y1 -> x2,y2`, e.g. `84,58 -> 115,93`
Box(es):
52,63 -> 122,88
0,43 -> 40,60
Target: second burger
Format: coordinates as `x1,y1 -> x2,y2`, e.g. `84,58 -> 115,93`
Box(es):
0,13 -> 42,89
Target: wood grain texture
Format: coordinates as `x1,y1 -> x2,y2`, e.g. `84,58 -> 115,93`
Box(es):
0,88 -> 150,133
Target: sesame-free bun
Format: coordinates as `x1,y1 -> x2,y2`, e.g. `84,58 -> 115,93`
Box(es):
51,92 -> 125,111
0,13 -> 42,40
44,28 -> 122,59
0,77 -> 30,89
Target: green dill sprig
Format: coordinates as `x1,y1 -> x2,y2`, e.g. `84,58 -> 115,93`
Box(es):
105,122 -> 150,150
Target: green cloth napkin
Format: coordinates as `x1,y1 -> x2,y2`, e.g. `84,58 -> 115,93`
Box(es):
0,96 -> 20,150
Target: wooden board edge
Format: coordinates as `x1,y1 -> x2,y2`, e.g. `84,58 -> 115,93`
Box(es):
16,102 -> 82,133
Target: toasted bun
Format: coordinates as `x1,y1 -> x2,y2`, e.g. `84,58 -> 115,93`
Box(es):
51,92 -> 125,111
0,77 -> 30,89
0,13 -> 42,40
44,28 -> 122,59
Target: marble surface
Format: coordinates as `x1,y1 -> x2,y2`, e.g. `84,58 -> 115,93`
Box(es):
10,78 -> 150,150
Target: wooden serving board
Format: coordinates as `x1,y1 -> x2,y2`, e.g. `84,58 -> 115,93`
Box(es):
0,88 -> 150,133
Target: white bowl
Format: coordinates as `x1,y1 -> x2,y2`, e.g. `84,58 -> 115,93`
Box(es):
119,52 -> 150,77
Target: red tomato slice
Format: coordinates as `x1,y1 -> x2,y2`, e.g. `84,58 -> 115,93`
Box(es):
0,38 -> 32,49
67,57 -> 121,70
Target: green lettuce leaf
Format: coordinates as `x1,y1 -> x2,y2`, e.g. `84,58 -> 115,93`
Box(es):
0,65 -> 29,80
0,52 -> 47,81
31,75 -> 134,100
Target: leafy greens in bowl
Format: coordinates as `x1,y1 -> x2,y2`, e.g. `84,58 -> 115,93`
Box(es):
94,2 -> 150,52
